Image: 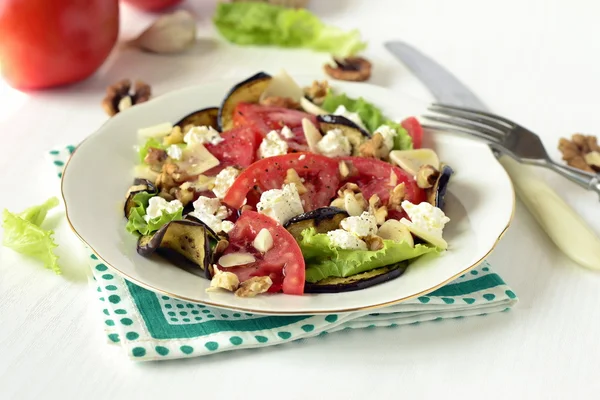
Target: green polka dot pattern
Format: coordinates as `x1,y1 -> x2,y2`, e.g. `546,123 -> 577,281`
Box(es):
72,225 -> 513,362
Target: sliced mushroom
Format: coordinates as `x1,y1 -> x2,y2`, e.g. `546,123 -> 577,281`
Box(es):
323,57 -> 372,82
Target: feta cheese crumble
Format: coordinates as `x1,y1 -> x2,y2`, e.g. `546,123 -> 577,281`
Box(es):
143,197 -> 183,223
374,125 -> 397,150
256,183 -> 304,225
189,196 -> 234,234
259,130 -> 289,158
316,128 -> 352,157
340,212 -> 378,238
166,144 -> 183,160
400,200 -> 450,249
327,229 -> 368,251
212,167 -> 240,199
333,105 -> 367,130
184,125 -> 224,146
280,125 -> 294,139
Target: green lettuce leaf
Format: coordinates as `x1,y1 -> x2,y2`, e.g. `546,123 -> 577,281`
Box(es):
138,138 -> 166,164
321,92 -> 413,150
213,2 -> 366,58
125,192 -> 183,236
2,197 -> 61,274
299,228 -> 438,283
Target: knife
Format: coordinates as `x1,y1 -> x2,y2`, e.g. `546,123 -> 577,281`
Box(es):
384,41 -> 600,270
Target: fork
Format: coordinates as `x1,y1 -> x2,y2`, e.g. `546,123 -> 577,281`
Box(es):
421,103 -> 600,198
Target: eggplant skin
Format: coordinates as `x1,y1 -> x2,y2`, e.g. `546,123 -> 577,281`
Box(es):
317,114 -> 369,156
137,219 -> 212,276
427,164 -> 454,210
304,262 -> 408,294
175,107 -> 219,130
123,178 -> 157,219
284,207 -> 348,241
317,114 -> 370,137
217,72 -> 272,131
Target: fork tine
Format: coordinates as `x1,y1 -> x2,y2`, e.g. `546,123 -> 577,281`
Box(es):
430,103 -> 517,129
421,123 -> 502,145
422,115 -> 503,141
428,105 -> 510,136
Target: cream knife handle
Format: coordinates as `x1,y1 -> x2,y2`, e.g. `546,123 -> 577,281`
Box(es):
498,155 -> 600,270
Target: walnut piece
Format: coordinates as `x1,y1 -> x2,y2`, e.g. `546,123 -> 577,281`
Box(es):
338,160 -> 358,179
102,79 -> 151,117
206,266 -> 240,293
324,57 -> 372,82
365,235 -> 385,251
331,184 -> 367,216
337,182 -> 360,197
284,169 -> 308,194
304,80 -> 330,105
359,133 -> 389,160
259,96 -> 300,109
368,194 -> 388,225
155,162 -> 190,193
173,183 -> 194,206
163,126 -> 184,146
388,183 -> 406,211
235,276 -> 273,298
144,148 -> 167,168
558,134 -> 600,172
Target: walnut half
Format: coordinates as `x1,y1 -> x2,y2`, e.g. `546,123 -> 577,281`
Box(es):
558,134 -> 600,173
102,79 -> 151,117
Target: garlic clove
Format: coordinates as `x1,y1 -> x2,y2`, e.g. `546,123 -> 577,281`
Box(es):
131,10 -> 197,54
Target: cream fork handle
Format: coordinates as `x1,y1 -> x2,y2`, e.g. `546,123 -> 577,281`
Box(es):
498,155 -> 600,270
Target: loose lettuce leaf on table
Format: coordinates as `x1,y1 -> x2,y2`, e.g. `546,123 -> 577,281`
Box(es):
299,228 -> 438,283
213,2 -> 366,58
321,92 -> 413,150
2,197 -> 61,274
126,192 -> 183,236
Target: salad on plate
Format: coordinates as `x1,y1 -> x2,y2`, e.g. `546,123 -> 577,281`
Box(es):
122,71 -> 454,298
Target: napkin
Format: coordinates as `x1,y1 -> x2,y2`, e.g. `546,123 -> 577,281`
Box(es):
48,146 -> 518,361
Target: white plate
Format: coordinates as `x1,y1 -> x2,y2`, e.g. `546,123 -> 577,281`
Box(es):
62,77 -> 514,315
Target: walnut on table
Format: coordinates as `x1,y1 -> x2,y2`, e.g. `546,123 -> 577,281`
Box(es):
102,79 -> 151,117
558,134 -> 600,173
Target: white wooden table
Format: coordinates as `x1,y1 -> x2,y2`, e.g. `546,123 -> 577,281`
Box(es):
1,0 -> 599,398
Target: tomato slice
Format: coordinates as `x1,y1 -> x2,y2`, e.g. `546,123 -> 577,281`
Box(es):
223,152 -> 340,211
401,117 -> 423,149
339,156 -> 427,206
232,103 -> 318,152
204,126 -> 262,175
218,211 -> 305,295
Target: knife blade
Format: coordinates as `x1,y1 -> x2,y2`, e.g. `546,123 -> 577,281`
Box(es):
384,40 -> 600,270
